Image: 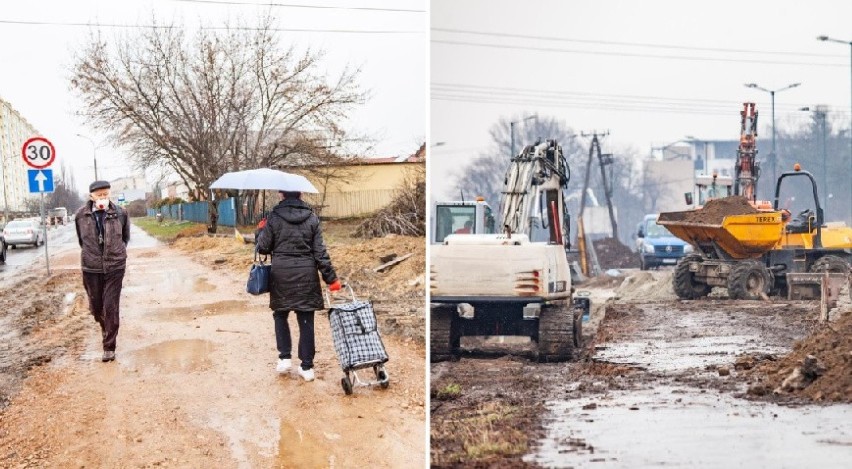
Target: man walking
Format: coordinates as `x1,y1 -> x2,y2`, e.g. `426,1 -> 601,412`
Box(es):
75,181 -> 130,362
256,191 -> 340,381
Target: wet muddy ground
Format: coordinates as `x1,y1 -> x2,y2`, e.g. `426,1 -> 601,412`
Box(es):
430,270 -> 852,467
0,225 -> 425,468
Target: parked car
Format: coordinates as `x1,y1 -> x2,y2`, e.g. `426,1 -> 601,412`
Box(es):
2,219 -> 45,249
636,214 -> 692,270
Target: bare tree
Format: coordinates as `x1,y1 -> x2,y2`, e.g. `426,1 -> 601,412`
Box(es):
71,16 -> 364,232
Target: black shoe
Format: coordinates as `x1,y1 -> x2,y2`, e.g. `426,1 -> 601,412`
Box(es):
102,351 -> 116,362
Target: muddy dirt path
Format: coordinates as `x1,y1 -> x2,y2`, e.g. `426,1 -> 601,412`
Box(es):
0,226 -> 425,468
431,273 -> 852,467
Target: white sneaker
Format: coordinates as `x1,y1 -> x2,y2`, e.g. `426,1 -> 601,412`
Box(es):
297,367 -> 315,382
276,359 -> 292,374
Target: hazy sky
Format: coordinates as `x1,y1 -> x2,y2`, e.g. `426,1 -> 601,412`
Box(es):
0,0 -> 425,190
431,0 -> 852,199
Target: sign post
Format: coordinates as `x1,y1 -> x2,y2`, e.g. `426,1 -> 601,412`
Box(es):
21,137 -> 56,275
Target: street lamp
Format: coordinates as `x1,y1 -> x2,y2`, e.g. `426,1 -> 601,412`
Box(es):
799,106 -> 828,210
744,82 -> 801,189
816,35 -> 852,224
76,133 -> 98,181
510,115 -> 537,158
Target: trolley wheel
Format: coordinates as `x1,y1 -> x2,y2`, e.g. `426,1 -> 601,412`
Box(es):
341,376 -> 353,395
377,369 -> 389,389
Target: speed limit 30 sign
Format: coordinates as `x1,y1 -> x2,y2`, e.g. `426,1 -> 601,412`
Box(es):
21,137 -> 56,169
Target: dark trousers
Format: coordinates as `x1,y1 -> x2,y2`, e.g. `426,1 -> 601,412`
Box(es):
82,269 -> 125,352
273,310 -> 315,370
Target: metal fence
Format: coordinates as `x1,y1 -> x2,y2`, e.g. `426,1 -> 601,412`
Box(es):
147,198 -> 237,227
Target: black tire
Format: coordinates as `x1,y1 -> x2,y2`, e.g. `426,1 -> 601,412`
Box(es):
728,260 -> 772,300
673,254 -> 711,299
0,242 -> 6,263
10,245 -> 15,250
377,369 -> 389,389
536,303 -> 574,362
810,255 -> 851,274
341,376 -> 353,395
430,306 -> 459,362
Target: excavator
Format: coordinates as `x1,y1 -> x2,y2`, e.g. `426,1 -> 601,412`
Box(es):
659,103 -> 852,301
430,140 -> 587,361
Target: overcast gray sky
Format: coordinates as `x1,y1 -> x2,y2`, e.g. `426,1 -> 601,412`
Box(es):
431,0 -> 852,199
0,0 -> 425,191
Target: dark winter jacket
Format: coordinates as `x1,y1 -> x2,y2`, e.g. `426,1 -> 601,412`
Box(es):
75,201 -> 130,273
256,199 -> 337,312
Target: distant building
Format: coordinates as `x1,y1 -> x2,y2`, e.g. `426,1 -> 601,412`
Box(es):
110,175 -> 149,202
164,180 -> 191,201
299,144 -> 425,218
0,97 -> 39,219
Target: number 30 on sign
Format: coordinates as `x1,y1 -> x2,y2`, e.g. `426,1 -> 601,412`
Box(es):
21,137 -> 56,169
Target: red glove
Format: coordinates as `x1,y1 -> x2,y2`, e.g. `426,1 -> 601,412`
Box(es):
329,280 -> 342,292
257,218 -> 267,229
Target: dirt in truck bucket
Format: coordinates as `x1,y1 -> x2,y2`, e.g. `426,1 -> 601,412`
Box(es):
659,195 -> 761,225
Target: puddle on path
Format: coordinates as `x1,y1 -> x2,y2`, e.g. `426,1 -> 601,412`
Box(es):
129,339 -> 215,372
594,336 -> 789,373
157,300 -> 251,320
527,386 -> 852,468
276,420 -> 335,468
194,277 -> 216,292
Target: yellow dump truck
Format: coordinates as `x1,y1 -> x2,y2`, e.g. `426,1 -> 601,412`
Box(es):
658,168 -> 852,300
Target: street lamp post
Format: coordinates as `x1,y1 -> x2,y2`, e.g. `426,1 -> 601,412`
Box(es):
744,82 -> 801,190
817,35 -> 852,224
510,115 -> 537,158
800,106 -> 829,210
76,133 -> 98,181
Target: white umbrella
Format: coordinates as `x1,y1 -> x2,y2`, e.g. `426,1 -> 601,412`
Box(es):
209,168 -> 319,193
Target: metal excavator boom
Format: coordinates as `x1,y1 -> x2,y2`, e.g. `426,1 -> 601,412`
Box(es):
500,139 -> 571,238
736,102 -> 760,202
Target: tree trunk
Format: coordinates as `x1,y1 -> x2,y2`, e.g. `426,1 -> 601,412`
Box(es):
207,199 -> 219,234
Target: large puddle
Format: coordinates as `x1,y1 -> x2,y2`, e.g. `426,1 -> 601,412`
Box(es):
527,386 -> 852,468
276,420 -> 337,468
129,339 -> 215,372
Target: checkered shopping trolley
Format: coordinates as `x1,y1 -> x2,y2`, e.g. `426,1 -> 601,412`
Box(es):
326,285 -> 389,395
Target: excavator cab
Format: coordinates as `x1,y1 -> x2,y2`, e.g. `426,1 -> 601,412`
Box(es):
433,198 -> 495,243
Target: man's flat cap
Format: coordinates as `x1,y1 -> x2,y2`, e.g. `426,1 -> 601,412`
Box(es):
89,180 -> 111,192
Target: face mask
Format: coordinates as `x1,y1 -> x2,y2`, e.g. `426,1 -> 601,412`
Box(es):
94,199 -> 110,211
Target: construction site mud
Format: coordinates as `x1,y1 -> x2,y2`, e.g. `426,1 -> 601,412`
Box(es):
430,269 -> 852,467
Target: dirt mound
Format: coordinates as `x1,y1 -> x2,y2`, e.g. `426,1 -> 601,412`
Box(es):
660,196 -> 759,225
745,310 -> 852,402
614,271 -> 676,302
593,237 -> 639,269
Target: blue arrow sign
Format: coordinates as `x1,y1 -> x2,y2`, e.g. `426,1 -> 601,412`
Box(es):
28,169 -> 54,193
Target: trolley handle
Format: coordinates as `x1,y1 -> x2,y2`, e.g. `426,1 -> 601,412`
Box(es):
323,282 -> 357,306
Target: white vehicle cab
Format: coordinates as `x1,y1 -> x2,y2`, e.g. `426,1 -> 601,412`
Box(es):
2,219 -> 45,248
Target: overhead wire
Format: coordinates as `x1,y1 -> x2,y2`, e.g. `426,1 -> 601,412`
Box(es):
432,28 -> 846,59
168,0 -> 425,13
431,39 -> 848,68
0,19 -> 421,34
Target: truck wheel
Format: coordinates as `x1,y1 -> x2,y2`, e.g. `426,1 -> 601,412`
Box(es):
728,260 -> 772,300
810,255 -> 850,274
430,305 -> 459,362
536,303 -> 574,362
673,254 -> 711,299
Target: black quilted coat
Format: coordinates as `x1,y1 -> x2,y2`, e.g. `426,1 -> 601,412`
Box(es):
256,199 -> 338,312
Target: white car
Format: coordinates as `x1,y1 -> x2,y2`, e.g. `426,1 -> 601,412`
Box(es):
2,219 -> 45,248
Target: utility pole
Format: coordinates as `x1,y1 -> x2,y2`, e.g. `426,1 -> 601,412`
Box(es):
581,131 -> 618,240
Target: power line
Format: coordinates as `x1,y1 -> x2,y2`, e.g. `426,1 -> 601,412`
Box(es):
431,39 -> 848,68
432,27 -> 846,59
432,83 -> 850,115
168,0 -> 425,13
0,19 -> 421,34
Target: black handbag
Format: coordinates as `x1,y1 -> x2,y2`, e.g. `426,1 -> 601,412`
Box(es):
246,248 -> 271,295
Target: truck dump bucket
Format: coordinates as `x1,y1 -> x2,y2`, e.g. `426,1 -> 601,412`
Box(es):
657,196 -> 784,259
